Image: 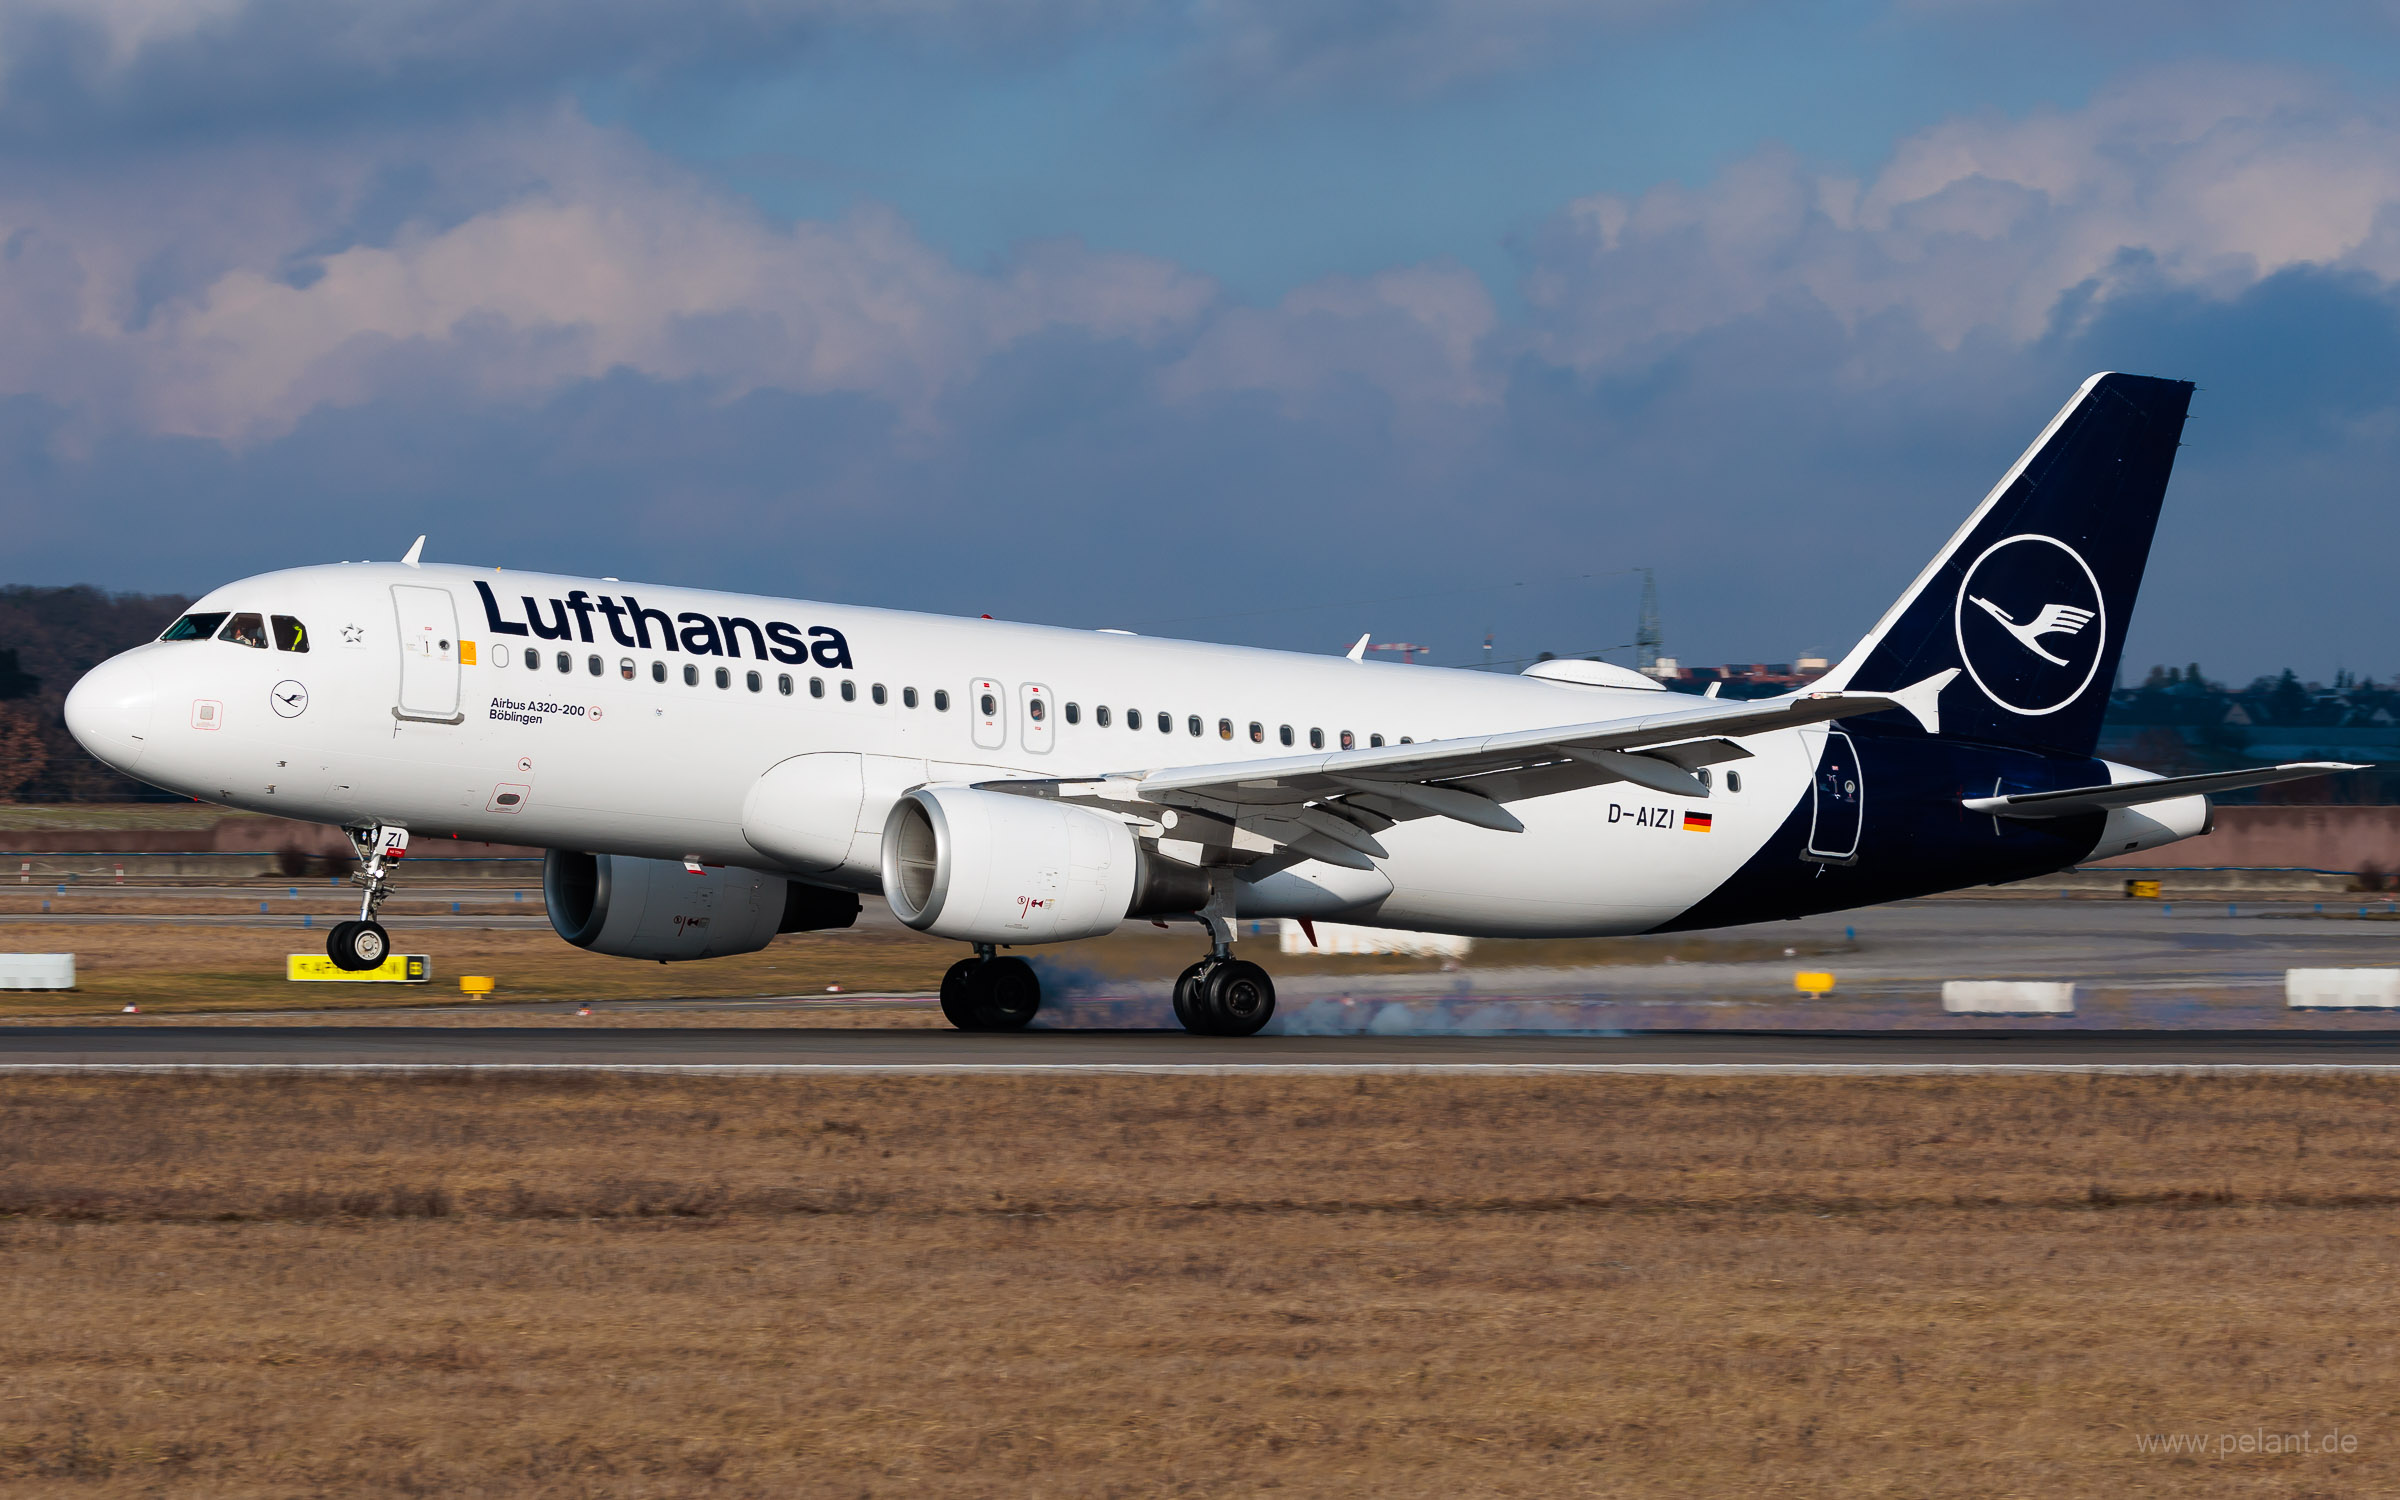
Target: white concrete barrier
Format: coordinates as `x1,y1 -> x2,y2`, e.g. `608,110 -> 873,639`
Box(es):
1279,920 -> 1472,959
1942,981 -> 2075,1015
0,954 -> 75,990
2286,969 -> 2400,1009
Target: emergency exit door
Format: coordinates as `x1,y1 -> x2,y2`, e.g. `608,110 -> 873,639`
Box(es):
392,585 -> 463,723
1803,730 -> 1863,864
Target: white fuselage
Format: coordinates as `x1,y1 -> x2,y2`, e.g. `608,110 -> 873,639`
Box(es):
68,561 -> 1858,937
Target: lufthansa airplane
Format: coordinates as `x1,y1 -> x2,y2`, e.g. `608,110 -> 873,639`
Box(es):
64,373 -> 2359,1034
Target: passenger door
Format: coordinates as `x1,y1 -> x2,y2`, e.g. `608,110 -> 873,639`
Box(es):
391,585 -> 463,724
1803,729 -> 1863,864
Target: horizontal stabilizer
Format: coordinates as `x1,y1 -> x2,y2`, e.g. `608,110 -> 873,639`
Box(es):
1962,762 -> 2370,820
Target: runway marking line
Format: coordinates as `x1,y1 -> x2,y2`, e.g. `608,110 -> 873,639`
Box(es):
6,1063 -> 2400,1077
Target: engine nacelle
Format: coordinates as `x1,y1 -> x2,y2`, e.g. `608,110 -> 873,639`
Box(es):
881,786 -> 1207,945
544,850 -> 860,961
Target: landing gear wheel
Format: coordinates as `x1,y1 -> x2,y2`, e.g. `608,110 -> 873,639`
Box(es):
976,956 -> 1042,1031
1171,961 -> 1210,1032
326,919 -> 390,972
938,956 -> 1043,1031
939,959 -> 985,1030
1198,959 -> 1275,1037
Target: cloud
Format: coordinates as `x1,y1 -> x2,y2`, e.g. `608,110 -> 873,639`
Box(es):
1183,0 -> 1719,98
1522,64 -> 2400,370
0,0 -> 1130,139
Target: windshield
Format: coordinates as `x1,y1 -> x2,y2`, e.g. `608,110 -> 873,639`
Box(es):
160,612 -> 229,642
272,615 -> 309,652
217,613 -> 268,649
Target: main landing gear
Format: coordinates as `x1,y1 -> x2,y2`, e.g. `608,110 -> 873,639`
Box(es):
326,823 -> 407,972
1170,910 -> 1276,1038
940,945 -> 1043,1031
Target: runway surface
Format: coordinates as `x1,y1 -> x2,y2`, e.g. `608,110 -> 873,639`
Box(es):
9,1026 -> 2400,1070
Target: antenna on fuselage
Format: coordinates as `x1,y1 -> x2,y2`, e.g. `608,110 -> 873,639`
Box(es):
401,536 -> 426,569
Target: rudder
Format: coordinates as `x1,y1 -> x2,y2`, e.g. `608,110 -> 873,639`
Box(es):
1826,372 -> 2194,757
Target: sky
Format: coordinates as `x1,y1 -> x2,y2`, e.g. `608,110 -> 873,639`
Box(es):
3,1 -> 2399,684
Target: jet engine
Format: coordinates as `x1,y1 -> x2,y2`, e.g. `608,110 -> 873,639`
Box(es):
880,786 -> 1209,945
544,850 -> 860,961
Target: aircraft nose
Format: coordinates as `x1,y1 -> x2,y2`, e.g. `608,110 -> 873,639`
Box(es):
64,653 -> 156,772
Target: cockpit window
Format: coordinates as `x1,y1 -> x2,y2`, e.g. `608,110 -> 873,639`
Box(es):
216,613 -> 268,649
272,615 -> 309,653
160,612 -> 229,642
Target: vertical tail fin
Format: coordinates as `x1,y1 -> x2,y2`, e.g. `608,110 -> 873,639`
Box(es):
1824,372 -> 2194,757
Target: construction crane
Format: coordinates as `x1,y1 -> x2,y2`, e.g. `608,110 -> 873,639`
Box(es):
1635,568 -> 1664,676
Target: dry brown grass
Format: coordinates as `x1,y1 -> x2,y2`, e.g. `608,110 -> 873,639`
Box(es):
0,1071 -> 2395,1495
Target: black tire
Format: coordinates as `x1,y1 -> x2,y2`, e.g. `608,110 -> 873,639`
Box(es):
327,919 -> 390,972
1171,961 -> 1211,1034
976,956 -> 1042,1031
938,958 -> 985,1030
1199,959 -> 1275,1037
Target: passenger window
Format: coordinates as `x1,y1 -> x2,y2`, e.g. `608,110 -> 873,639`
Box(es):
746,670 -> 762,693
217,613 -> 268,649
1249,722 -> 1264,744
1063,701 -> 1079,724
933,688 -> 948,711
1369,734 -> 1384,748
1340,731 -> 1355,750
1217,717 -> 1232,740
810,677 -> 825,699
1727,771 -> 1742,793
1161,713 -> 1174,735
715,667 -> 732,689
493,647 -> 509,669
778,674 -> 793,696
620,659 -> 634,681
1400,736 -> 1413,744
904,687 -> 919,709
587,654 -> 602,676
1697,768 -> 1712,789
871,683 -> 887,705
1127,709 -> 1142,730
1280,725 -> 1294,747
1309,728 -> 1324,749
161,612 -> 229,642
841,680 -> 857,702
272,616 -> 309,652
683,664 -> 699,686
1029,696 -> 1046,723
651,661 -> 666,683
1097,706 -> 1112,728
978,691 -> 995,715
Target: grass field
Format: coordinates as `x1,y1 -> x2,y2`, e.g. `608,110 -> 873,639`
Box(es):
1,1070 -> 2394,1495
0,897 -> 1848,1017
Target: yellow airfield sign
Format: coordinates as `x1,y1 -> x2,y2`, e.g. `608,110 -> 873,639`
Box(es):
286,954 -> 430,983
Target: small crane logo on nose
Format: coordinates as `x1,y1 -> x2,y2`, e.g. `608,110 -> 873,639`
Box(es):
270,681 -> 310,718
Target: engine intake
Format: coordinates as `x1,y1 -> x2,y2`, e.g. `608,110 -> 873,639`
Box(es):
544,850 -> 859,961
881,787 -> 1206,945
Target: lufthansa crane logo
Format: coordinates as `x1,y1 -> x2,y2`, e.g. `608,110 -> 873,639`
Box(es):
269,680 -> 310,719
1953,534 -> 2105,717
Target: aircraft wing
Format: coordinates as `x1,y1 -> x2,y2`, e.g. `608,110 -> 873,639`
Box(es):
976,669 -> 1956,875
1961,761 -> 2370,820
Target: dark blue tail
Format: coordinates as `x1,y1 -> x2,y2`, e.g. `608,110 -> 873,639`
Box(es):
1830,372 -> 2194,758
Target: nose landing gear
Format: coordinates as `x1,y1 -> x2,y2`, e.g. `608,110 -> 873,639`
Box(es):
326,824 -> 407,972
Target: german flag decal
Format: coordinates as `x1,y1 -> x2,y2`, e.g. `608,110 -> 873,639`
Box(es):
1682,811 -> 1713,832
